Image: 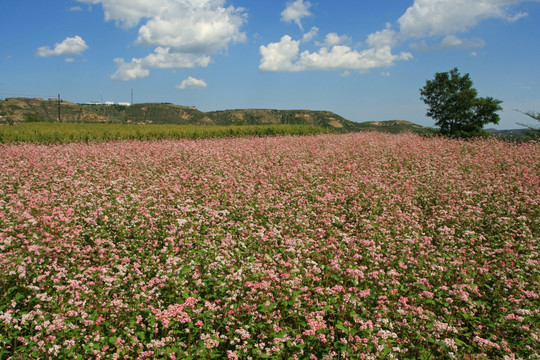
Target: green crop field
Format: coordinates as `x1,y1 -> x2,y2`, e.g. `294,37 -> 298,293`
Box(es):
0,122 -> 333,144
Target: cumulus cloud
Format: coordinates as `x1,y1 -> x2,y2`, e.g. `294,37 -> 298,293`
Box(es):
176,76 -> 208,89
281,0 -> 313,30
316,33 -> 351,47
260,0 -> 534,73
394,0 -> 533,57
77,0 -> 167,29
367,24 -> 397,49
111,47 -> 212,81
79,0 -> 246,53
36,36 -> 88,57
295,45 -> 412,72
140,47 -> 212,69
134,4 -> 247,53
259,35 -> 301,72
398,0 -> 530,39
302,27 -> 319,43
261,4 -> 414,73
259,34 -> 412,72
110,58 -> 149,81
78,0 -> 247,79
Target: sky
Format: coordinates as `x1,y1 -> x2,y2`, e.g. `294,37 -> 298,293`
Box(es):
1,0 -> 539,129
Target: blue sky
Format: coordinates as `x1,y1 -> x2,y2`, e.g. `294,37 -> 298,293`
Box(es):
1,0 -> 539,129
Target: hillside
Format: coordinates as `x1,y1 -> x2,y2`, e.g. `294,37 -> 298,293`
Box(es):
0,97 -> 428,133
205,109 -> 362,132
485,128 -> 530,138
353,120 -> 428,134
0,98 -> 211,125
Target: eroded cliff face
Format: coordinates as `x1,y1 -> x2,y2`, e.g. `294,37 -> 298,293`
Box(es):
0,97 -> 112,123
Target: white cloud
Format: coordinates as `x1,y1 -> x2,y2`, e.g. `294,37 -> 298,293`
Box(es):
316,33 -> 351,47
261,0 -> 534,74
398,0 -> 531,39
367,24 -> 397,49
79,0 -> 247,80
281,0 -> 313,30
111,47 -> 211,81
439,35 -> 485,50
135,4 -> 247,53
141,47 -> 212,69
176,76 -> 208,89
259,34 -> 412,72
77,0 -> 165,29
79,0 -> 246,54
302,27 -> 319,43
68,6 -> 83,11
64,57 -> 75,63
259,35 -> 300,72
110,58 -> 149,81
36,36 -> 88,57
296,45 -> 412,72
261,5 -> 413,74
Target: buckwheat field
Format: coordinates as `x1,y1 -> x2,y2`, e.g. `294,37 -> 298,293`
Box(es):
1,133 -> 538,359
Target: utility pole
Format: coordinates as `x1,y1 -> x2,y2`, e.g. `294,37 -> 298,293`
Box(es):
58,93 -> 61,122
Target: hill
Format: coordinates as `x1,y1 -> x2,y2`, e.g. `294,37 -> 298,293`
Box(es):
205,109 -> 362,132
0,97 -> 428,134
352,120 -> 428,134
485,128 -> 530,138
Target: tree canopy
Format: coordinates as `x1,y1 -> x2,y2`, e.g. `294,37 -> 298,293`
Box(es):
420,68 -> 503,137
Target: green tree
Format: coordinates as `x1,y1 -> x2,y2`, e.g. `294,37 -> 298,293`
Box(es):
420,68 -> 503,137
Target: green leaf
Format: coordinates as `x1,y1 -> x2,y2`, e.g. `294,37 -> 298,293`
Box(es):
455,338 -> 467,347
7,286 -> 19,295
336,322 -> 347,332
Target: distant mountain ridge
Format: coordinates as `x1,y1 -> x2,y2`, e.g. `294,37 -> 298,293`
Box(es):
0,97 -> 429,134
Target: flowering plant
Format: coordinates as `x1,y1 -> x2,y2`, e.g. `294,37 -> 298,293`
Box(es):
1,133 -> 538,359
